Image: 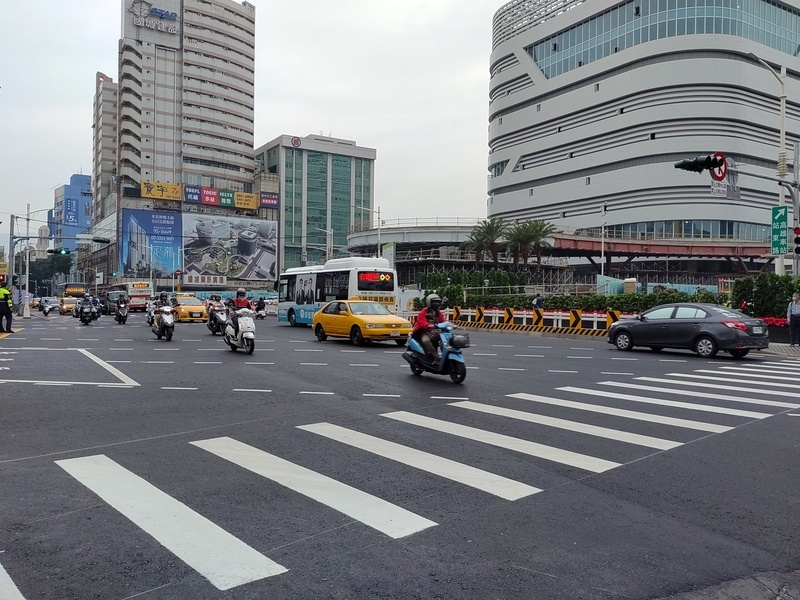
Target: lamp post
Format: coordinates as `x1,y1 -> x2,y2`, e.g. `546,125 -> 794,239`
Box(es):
747,52 -> 787,274
600,202 -> 608,290
359,206 -> 382,257
83,267 -> 99,297
311,227 -> 333,262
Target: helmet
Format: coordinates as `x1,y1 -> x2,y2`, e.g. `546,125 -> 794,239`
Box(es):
236,287 -> 246,297
84,293 -> 90,299
160,292 -> 168,300
426,294 -> 442,309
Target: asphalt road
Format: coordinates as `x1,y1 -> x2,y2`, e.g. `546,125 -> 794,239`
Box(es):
0,311 -> 798,599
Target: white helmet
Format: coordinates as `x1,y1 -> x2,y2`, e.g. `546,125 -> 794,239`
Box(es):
426,294 -> 441,309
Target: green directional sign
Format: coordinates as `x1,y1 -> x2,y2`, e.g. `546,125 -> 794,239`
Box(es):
772,206 -> 788,256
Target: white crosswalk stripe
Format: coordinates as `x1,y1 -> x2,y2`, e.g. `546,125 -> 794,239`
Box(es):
560,386 -> 770,419
190,436 -> 437,539
55,454 -> 287,590
381,410 -> 621,473
635,376 -> 800,397
506,392 -> 730,432
666,372 -> 797,389
450,401 -> 681,450
693,368 -> 798,382
598,381 -> 800,409
298,422 -> 539,500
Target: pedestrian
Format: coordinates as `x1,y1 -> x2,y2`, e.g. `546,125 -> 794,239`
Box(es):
0,281 -> 13,333
787,292 -> 800,346
532,294 -> 544,309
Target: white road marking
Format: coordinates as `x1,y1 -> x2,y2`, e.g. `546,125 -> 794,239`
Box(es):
245,362 -> 275,365
350,363 -> 379,367
299,391 -> 334,395
666,373 -> 797,390
197,348 -> 225,351
431,396 -> 469,400
182,339 -> 202,342
509,392 -> 730,433
108,348 -> 134,351
452,401 -> 681,450
113,339 -> 133,342
658,359 -> 687,363
56,454 -> 286,589
363,393 -> 401,397
77,349 -> 140,387
706,368 -> 800,381
289,340 -> 308,343
567,356 -> 592,359
528,345 -> 551,349
570,347 -> 593,350
600,381 -> 800,408
194,361 -> 222,364
611,357 -> 638,361
161,387 -> 198,390
492,344 -> 515,348
144,361 -> 174,364
77,338 -> 99,341
40,338 -> 61,341
191,437 -> 436,538
549,370 -> 578,373
384,351 -> 405,354
342,350 -> 366,353
561,386 -> 769,419
0,558 -> 26,600
233,389 -> 272,393
474,353 -> 498,356
35,382 -> 72,386
601,372 -> 634,375
153,348 -> 180,352
105,361 -> 132,364
299,363 -> 328,366
759,362 -> 800,370
298,422 -> 538,500
515,354 -> 544,358
498,367 -> 525,371
294,349 -> 323,352
466,366 -> 480,369
636,376 -> 800,398
382,411 -> 619,472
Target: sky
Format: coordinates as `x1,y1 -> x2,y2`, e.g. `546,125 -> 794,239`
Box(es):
0,0 -> 505,241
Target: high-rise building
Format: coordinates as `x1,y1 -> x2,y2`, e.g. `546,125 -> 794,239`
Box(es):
488,0 -> 799,246
254,135 -> 377,269
51,174 -> 93,253
92,72 -> 117,222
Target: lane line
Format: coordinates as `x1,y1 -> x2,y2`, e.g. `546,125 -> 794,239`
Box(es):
561,386 -> 769,419
601,372 -> 634,375
492,344 -> 515,348
300,363 -> 328,366
298,422 -> 539,500
350,364 -> 379,367
233,389 -> 272,393
144,361 -> 174,364
611,357 -> 638,361
105,361 -> 132,364
452,401 -> 680,450
474,353 -> 497,356
431,396 -> 469,400
294,349 -> 323,352
77,338 -> 99,341
508,392 -> 730,433
659,359 -> 687,363
0,557 -> 27,600
77,349 -> 140,387
600,382 -> 800,408
567,356 -> 592,359
341,350 -> 366,353
245,362 -> 275,365
515,354 -> 544,358
299,391 -> 334,395
161,387 -> 198,391
528,345 -> 551,348
56,454 -> 286,589
569,347 -> 593,350
549,370 -> 577,373
191,437 -> 436,538
194,361 -> 223,365
636,376 -> 800,398
363,393 -> 401,397
381,411 -> 619,473
35,382 -> 72,386
499,367 -> 525,371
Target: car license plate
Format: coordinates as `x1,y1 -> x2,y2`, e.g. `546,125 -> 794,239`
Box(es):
390,330 -> 400,337
191,312 -> 200,318
752,326 -> 763,334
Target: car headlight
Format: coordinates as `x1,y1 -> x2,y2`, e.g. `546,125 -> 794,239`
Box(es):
365,323 -> 383,329
401,323 -> 412,329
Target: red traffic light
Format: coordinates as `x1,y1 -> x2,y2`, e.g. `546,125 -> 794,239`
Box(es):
793,227 -> 800,235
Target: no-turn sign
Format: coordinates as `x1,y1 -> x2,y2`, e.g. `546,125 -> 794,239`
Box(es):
710,151 -> 727,181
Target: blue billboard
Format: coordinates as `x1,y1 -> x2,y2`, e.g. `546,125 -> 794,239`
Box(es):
119,209 -> 183,278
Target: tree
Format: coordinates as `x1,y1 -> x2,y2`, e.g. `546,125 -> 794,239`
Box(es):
470,217 -> 508,266
527,219 -> 558,266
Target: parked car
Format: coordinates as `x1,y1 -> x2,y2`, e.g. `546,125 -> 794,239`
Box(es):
312,300 -> 413,346
607,302 -> 769,358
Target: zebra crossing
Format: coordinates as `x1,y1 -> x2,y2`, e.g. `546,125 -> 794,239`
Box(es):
30,357 -> 800,593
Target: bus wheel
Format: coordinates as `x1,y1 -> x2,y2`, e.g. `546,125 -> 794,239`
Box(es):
288,310 -> 297,326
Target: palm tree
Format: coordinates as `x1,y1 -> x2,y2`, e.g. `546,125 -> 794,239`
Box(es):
527,219 -> 558,266
471,217 -> 508,266
505,221 -> 537,268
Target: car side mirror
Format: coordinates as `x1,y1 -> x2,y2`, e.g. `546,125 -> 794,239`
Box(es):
637,314 -> 645,321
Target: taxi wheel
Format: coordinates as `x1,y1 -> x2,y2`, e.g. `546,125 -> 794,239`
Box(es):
350,326 -> 364,346
315,325 -> 327,341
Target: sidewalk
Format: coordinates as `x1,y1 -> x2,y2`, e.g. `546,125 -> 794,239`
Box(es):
760,343 -> 800,357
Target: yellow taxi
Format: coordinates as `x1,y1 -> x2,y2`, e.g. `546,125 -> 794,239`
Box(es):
312,300 -> 412,346
170,294 -> 208,323
59,297 -> 77,315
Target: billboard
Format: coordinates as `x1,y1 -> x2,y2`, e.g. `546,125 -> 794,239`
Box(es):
141,180 -> 182,201
182,214 -> 277,282
119,209 -> 183,278
260,192 -> 279,208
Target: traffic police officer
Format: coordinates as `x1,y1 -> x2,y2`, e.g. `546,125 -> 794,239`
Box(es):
0,280 -> 13,333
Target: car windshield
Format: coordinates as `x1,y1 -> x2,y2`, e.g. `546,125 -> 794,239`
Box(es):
349,301 -> 391,316
178,297 -> 203,306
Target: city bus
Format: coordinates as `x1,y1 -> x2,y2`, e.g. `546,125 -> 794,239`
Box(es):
100,281 -> 153,312
56,282 -> 88,298
277,257 -> 398,326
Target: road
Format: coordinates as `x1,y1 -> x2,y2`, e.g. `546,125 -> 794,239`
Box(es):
0,311 -> 798,599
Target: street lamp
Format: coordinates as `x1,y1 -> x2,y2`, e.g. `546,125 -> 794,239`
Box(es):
600,202 -> 608,289
359,206 -> 382,257
310,227 -> 333,262
747,52 -> 787,274
83,266 -> 99,297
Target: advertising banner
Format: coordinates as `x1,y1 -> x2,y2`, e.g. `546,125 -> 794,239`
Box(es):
220,190 -> 235,208
64,198 -> 78,224
141,180 -> 182,201
201,187 -> 219,206
182,214 -> 277,282
184,184 -> 201,204
119,209 -> 183,278
234,192 -> 258,209
260,192 -> 279,208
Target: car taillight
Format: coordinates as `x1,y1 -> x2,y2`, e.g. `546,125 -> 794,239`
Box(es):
721,321 -> 748,332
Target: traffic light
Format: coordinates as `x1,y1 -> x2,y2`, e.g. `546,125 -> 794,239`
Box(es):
47,248 -> 71,255
92,237 -> 111,244
673,155 -> 725,173
111,271 -> 117,277
12,275 -> 19,287
0,275 -> 5,284
793,227 -> 800,255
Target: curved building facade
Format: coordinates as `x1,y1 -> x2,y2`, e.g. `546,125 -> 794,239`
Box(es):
488,0 -> 800,246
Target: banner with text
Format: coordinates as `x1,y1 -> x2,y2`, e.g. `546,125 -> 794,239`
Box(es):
119,209 -> 183,278
141,180 -> 182,201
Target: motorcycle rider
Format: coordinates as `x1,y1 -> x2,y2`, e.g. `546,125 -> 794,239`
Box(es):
148,292 -> 171,327
255,297 -> 266,312
412,294 -> 446,362
227,287 -> 250,334
115,292 -> 128,318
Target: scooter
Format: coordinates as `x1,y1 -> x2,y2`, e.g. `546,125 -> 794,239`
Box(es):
255,307 -> 267,320
224,307 -> 256,354
42,303 -> 52,316
115,300 -> 129,325
151,305 -> 175,341
206,303 -> 228,335
78,302 -> 97,326
402,321 -> 469,384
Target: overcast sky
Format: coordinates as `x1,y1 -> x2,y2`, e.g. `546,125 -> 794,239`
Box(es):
0,0 -> 504,240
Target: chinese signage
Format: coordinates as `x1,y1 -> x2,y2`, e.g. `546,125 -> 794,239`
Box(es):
141,180 -> 182,201
201,187 -> 219,206
234,192 -> 258,209
772,206 -> 788,256
220,190 -> 235,208
182,274 -> 228,288
119,209 -> 182,278
260,192 -> 279,208
129,1 -> 180,34
64,198 -> 78,224
184,184 -> 201,204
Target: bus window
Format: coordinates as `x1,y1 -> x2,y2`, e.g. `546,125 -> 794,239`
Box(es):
278,276 -> 296,303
